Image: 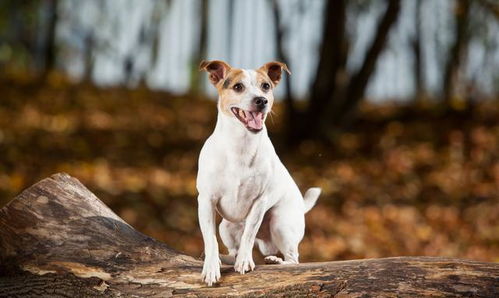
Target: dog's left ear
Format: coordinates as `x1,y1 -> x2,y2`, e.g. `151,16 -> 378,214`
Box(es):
199,60 -> 232,86
258,61 -> 291,86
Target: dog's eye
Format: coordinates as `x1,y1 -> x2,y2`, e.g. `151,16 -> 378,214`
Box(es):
261,82 -> 271,91
233,83 -> 244,93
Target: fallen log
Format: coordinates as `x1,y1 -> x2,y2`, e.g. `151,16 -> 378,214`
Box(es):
0,173 -> 497,297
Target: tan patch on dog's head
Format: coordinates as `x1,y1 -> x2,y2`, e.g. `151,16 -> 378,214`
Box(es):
200,60 -> 290,118
217,69 -> 246,116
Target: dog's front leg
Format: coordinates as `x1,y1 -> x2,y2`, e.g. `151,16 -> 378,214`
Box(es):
198,194 -> 221,286
234,198 -> 266,274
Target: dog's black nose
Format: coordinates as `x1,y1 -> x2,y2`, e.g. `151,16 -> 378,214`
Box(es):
253,97 -> 268,109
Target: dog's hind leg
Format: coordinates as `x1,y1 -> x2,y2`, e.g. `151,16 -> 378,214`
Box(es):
268,210 -> 304,265
219,219 -> 243,265
268,235 -> 300,265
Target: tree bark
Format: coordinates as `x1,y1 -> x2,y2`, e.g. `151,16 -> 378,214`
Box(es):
0,173 -> 497,297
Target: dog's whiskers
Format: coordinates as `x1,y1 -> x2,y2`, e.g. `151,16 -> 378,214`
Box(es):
268,110 -> 277,125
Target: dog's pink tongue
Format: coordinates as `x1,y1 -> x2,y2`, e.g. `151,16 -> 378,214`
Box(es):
247,112 -> 263,130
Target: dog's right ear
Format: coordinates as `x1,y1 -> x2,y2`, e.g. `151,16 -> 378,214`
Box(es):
199,60 -> 232,86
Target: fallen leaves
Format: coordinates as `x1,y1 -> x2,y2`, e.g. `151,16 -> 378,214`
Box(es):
0,80 -> 497,262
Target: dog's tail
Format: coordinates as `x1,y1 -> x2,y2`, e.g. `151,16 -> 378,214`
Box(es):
303,187 -> 321,213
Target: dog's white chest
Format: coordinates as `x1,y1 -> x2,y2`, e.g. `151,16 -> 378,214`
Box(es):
215,166 -> 269,223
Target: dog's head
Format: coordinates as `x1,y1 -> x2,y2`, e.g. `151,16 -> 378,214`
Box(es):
200,60 -> 290,133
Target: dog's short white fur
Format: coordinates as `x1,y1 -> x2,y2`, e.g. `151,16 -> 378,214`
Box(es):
197,60 -> 321,286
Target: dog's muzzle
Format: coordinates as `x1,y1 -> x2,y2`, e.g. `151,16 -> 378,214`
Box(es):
231,107 -> 265,133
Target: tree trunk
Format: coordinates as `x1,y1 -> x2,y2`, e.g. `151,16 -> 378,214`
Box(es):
227,0 -> 235,63
412,0 -> 425,105
41,0 -> 58,80
191,0 -> 209,95
271,0 -> 297,145
82,32 -> 95,83
476,0 -> 499,21
0,173 -> 497,297
334,0 -> 401,128
297,0 -> 401,142
304,0 -> 348,141
443,0 -> 471,107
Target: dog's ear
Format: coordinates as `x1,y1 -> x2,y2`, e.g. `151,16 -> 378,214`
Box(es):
258,61 -> 291,86
199,60 -> 232,85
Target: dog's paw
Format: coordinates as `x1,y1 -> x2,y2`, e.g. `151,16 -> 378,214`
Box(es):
201,257 -> 221,286
264,255 -> 284,264
234,253 -> 255,274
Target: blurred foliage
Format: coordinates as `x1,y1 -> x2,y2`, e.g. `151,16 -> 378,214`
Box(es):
0,76 -> 497,262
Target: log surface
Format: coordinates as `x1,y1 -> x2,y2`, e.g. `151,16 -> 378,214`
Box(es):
0,173 -> 497,297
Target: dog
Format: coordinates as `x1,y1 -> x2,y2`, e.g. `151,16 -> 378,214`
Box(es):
197,60 -> 321,286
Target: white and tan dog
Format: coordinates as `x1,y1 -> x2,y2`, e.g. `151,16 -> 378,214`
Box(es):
197,60 -> 321,286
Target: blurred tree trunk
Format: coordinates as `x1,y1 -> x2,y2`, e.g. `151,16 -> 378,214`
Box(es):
146,0 -> 170,85
9,1 -> 38,72
191,0 -> 209,95
302,0 -> 348,142
227,0 -> 235,63
335,0 -> 401,127
271,0 -> 296,142
82,32 -> 95,83
476,0 -> 499,20
40,0 -> 58,80
442,0 -> 471,107
297,0 -> 401,143
412,0 -> 425,105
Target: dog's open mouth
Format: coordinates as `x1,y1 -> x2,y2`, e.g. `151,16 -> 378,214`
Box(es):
231,107 -> 265,132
